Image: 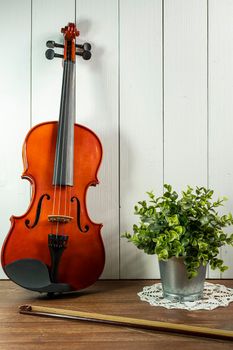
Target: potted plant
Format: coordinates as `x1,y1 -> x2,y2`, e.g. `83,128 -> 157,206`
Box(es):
122,184 -> 233,301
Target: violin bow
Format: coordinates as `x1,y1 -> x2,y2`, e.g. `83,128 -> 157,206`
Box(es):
19,304 -> 233,341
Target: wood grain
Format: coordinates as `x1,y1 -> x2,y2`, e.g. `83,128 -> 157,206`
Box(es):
208,0 -> 233,278
1,280 -> 233,349
120,0 -> 163,279
164,0 -> 208,190
0,0 -> 31,279
76,0 -> 119,279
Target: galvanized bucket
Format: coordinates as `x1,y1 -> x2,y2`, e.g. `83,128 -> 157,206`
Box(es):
159,257 -> 207,302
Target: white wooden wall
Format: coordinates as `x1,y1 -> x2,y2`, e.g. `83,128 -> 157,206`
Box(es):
1,0 -> 233,279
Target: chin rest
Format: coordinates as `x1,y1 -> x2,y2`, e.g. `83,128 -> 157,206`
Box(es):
4,258 -> 71,293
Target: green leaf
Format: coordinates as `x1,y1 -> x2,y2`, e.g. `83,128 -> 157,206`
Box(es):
174,226 -> 183,234
200,216 -> 209,225
146,191 -> 155,199
157,249 -> 169,260
197,241 -> 208,251
166,215 -> 179,227
164,184 -> 172,192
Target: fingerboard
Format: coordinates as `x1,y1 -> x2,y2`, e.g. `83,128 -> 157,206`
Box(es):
52,60 -> 75,186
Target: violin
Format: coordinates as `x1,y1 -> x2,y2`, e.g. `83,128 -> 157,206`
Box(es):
1,23 -> 105,294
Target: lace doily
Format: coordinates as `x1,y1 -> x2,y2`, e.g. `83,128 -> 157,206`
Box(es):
138,282 -> 233,310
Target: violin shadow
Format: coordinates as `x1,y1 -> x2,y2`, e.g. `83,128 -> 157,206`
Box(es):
36,280 -> 131,300
76,19 -> 92,36
36,290 -> 93,300
76,18 -> 104,73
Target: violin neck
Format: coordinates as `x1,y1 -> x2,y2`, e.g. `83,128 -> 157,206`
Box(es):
53,60 -> 76,186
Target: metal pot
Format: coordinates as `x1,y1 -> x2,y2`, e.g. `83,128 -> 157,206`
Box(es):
159,257 -> 207,302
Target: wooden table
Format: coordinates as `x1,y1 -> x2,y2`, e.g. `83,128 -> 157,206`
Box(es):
1,280 -> 233,349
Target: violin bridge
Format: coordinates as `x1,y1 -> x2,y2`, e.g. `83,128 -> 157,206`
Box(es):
48,215 -> 73,223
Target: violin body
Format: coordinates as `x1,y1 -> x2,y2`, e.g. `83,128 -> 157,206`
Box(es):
1,22 -> 105,293
1,121 -> 105,291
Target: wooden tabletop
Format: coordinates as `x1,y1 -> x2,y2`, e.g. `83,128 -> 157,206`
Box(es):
1,279 -> 233,350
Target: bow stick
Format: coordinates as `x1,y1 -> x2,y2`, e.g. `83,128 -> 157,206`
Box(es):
19,304 -> 233,341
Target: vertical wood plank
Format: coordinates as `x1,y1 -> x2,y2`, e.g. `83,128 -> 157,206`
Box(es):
164,0 -> 207,190
76,0 -> 119,278
120,0 -> 163,278
0,0 -> 31,278
209,0 -> 233,278
164,1 -> 211,277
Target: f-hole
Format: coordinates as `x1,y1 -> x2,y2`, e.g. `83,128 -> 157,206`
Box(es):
71,196 -> 89,233
25,194 -> 50,228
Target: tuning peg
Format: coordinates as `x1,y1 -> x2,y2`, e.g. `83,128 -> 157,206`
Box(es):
45,49 -> 63,60
82,50 -> 92,60
76,42 -> 91,51
46,40 -> 64,49
76,50 -> 92,60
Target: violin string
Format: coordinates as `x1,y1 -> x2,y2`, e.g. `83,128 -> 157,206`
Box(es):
56,61 -> 70,237
68,185 -> 72,218
52,61 -> 67,235
63,61 -> 73,222
52,57 -> 75,235
52,58 -> 67,215
68,60 -> 76,219
63,62 -> 70,220
51,114 -> 62,234
64,186 -> 67,215
64,58 -> 75,221
57,62 -> 71,234
51,59 -> 68,235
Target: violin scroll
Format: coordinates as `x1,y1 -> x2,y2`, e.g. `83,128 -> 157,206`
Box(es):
45,22 -> 92,61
